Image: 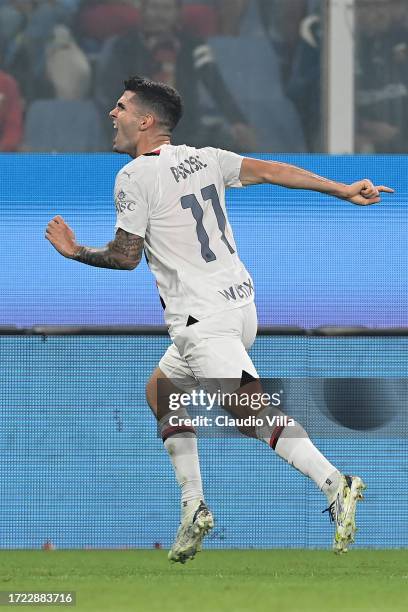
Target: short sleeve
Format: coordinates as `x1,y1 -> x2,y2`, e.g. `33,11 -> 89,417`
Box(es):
216,148 -> 244,188
114,172 -> 149,238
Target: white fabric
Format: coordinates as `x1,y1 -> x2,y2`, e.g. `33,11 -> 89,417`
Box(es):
255,405 -> 340,492
159,302 -> 258,394
275,436 -> 338,491
163,436 -> 204,505
46,25 -> 91,100
114,145 -> 254,327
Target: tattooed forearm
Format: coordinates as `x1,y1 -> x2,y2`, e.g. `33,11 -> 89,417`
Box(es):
74,245 -> 131,269
73,229 -> 144,270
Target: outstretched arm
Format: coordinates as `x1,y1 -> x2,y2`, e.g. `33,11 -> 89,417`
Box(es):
45,216 -> 143,270
239,158 -> 394,205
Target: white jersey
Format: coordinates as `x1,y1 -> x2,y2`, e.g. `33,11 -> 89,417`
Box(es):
114,144 -> 254,328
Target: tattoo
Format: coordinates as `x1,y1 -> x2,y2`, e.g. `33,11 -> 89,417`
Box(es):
74,229 -> 144,270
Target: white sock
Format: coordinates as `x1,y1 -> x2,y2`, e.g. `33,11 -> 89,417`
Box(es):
164,435 -> 204,512
159,406 -> 204,512
275,435 -> 341,497
255,408 -> 341,496
321,470 -> 342,501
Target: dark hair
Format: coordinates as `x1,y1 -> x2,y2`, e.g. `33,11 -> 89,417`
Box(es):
124,76 -> 183,132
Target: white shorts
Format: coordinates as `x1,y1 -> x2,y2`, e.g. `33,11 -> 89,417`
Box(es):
159,303 -> 258,393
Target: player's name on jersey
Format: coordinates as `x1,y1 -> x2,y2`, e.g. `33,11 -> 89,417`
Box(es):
170,154 -> 208,183
168,414 -> 295,428
219,278 -> 254,302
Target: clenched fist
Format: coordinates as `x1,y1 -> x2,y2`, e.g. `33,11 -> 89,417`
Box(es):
343,180 -> 394,206
45,215 -> 80,258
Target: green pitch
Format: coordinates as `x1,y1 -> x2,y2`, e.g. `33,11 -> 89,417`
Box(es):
0,550 -> 407,612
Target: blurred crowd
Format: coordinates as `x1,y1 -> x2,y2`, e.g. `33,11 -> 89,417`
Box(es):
0,0 -> 407,153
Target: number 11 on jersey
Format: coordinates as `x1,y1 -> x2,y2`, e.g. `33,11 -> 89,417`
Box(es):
181,183 -> 235,263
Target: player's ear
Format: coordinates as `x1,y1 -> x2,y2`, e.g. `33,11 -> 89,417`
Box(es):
140,113 -> 155,131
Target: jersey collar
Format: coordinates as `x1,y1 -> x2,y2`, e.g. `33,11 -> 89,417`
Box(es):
143,149 -> 161,156
143,143 -> 169,156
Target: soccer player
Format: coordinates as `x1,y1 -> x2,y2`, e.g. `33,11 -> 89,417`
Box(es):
45,76 -> 393,561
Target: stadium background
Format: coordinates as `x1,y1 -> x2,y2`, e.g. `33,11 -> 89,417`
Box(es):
1,153 -> 407,549
1,154 -> 407,328
0,0 -> 407,554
